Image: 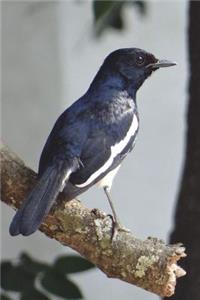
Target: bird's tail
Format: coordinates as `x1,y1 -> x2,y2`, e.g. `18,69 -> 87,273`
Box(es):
9,159 -> 79,236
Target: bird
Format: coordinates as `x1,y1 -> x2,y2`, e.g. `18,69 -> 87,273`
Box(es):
9,48 -> 176,236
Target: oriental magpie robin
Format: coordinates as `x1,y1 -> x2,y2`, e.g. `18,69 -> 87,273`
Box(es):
9,48 -> 176,236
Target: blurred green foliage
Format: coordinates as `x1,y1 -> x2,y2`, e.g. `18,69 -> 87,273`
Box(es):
1,253 -> 95,300
92,0 -> 146,36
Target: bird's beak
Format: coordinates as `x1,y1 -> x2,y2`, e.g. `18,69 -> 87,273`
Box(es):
146,59 -> 177,69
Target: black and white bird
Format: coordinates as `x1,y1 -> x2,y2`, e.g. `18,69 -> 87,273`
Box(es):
9,48 -> 176,236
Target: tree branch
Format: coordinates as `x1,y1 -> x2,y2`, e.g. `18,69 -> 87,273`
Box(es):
1,144 -> 186,297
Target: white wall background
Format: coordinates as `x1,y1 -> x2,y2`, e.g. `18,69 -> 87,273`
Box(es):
1,1 -> 188,300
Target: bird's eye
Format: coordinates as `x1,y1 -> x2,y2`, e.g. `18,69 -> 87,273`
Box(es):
135,55 -> 145,66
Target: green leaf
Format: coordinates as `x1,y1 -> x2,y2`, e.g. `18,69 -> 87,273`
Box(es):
93,0 -> 124,36
54,255 -> 95,274
1,261 -> 34,292
93,0 -> 146,21
20,288 -> 50,300
41,269 -> 82,299
1,293 -> 13,300
92,0 -> 147,36
93,1 -> 116,22
19,252 -> 49,275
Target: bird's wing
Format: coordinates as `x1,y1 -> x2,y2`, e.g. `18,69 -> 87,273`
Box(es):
39,100 -> 138,190
69,132 -> 112,187
69,112 -> 138,188
38,106 -> 89,176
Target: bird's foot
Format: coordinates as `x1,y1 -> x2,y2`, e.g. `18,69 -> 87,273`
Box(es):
111,219 -> 131,241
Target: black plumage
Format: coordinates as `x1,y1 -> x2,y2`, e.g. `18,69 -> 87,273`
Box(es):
9,48 -> 176,236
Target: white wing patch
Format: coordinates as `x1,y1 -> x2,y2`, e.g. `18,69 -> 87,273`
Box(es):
76,114 -> 139,188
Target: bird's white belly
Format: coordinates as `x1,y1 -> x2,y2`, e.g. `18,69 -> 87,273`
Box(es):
97,165 -> 121,189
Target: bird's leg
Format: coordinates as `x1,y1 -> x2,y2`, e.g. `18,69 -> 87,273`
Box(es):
104,186 -> 121,226
103,186 -> 130,238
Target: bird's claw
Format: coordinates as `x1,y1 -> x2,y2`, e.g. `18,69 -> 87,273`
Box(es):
111,219 -> 131,241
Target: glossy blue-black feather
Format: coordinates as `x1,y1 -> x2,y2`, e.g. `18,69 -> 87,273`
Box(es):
10,47 -> 161,235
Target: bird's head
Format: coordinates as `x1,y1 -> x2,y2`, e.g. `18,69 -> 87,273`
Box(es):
102,48 -> 176,90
